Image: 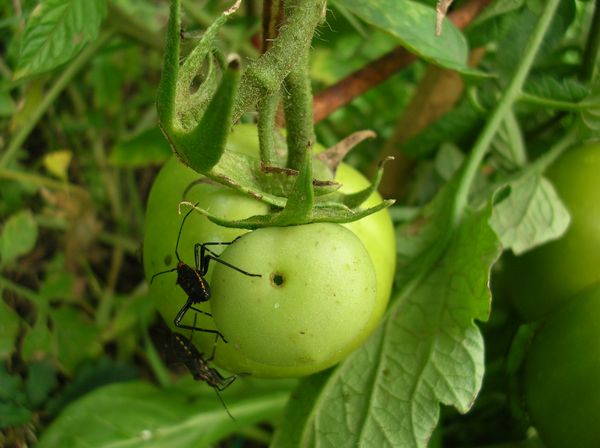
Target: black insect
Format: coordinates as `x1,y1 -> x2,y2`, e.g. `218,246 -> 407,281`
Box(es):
151,203 -> 261,343
171,331 -> 237,419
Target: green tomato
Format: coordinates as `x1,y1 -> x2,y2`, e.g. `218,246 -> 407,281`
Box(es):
499,142 -> 600,321
143,124 -> 395,377
211,223 -> 377,367
525,284 -> 600,448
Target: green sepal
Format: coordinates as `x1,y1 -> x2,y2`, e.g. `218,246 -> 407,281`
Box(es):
180,199 -> 395,230
157,0 -> 240,172
173,59 -> 241,171
315,157 -> 393,208
204,151 -> 339,207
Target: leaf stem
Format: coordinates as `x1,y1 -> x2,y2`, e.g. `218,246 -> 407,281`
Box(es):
519,92 -> 600,112
0,30 -> 114,170
451,0 -> 561,226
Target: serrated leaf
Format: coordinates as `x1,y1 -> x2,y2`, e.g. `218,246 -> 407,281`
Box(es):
15,0 -> 107,79
524,76 -> 589,103
343,0 -> 477,75
0,210 -> 38,266
489,175 -> 570,255
38,380 -> 290,448
109,128 -> 172,167
273,194 -> 501,447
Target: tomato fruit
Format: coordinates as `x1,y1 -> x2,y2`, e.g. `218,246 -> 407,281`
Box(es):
143,124 -> 396,377
525,284 -> 600,448
499,142 -> 600,321
210,223 -> 377,367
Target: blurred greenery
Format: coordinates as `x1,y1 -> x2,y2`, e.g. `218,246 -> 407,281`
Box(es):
1,0 -> 599,447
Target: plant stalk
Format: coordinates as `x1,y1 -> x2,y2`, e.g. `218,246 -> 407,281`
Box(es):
451,0 -> 561,226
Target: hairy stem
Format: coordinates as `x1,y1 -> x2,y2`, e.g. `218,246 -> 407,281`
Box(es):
283,49 -> 314,170
232,0 -> 325,122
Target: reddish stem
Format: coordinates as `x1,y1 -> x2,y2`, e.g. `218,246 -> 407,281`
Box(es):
313,0 -> 492,123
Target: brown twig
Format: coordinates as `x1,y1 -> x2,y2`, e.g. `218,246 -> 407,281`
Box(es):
312,0 -> 492,123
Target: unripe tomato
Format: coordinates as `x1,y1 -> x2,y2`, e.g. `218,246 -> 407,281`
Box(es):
210,223 -> 377,367
525,284 -> 600,448
499,142 -> 600,321
143,125 -> 396,377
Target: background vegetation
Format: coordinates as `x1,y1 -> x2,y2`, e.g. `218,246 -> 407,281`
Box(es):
1,0 -> 598,446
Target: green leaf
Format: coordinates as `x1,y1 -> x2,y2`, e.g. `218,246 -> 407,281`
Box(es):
38,380 -> 290,448
273,195 -> 501,447
0,210 -> 38,266
157,0 -> 241,173
44,358 -> 139,416
0,365 -> 32,430
471,0 -> 525,26
489,175 -> 570,255
490,110 -> 527,169
21,319 -> 55,362
15,0 -> 107,79
0,300 -> 19,360
343,0 -> 476,75
524,76 -> 589,103
109,128 -> 172,168
26,360 -> 58,407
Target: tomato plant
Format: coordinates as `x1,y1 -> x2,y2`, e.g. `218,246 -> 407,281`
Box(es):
499,142 -> 600,321
3,0 -> 600,446
143,125 -> 395,377
525,285 -> 600,448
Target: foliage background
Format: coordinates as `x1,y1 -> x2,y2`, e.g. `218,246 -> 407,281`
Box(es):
0,0 -> 598,446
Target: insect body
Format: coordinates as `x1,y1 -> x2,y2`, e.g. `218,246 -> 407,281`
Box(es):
171,331 -> 237,420
151,203 -> 261,343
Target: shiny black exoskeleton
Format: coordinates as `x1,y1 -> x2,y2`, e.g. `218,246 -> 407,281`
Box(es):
151,203 -> 261,343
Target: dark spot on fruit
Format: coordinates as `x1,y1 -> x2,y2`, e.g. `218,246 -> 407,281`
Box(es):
164,254 -> 172,266
270,272 -> 285,287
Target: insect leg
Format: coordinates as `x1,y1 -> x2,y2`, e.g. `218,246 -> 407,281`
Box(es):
195,241 -> 262,277
174,298 -> 228,343
194,241 -> 237,273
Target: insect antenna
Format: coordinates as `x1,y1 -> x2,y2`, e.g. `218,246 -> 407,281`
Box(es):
174,201 -> 200,263
151,201 -> 202,284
